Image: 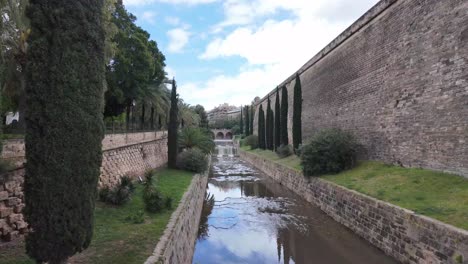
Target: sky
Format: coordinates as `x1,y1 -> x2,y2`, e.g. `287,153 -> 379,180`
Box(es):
123,0 -> 379,111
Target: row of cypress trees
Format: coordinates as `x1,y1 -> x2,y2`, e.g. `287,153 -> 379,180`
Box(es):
239,104 -> 254,136
256,73 -> 302,153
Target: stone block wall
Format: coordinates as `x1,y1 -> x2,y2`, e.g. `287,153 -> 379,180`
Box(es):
0,168 -> 27,241
99,137 -> 168,188
0,131 -> 168,242
253,0 -> 468,176
240,150 -> 468,264
145,159 -> 210,264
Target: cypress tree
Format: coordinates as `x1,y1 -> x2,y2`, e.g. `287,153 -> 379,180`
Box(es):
150,106 -> 155,130
258,105 -> 266,149
280,86 -> 289,146
168,79 -> 179,168
245,105 -> 250,136
293,73 -> 302,152
274,87 -> 281,150
266,96 -> 274,150
250,105 -> 254,136
24,1 -> 106,263
269,107 -> 274,150
240,105 -> 243,135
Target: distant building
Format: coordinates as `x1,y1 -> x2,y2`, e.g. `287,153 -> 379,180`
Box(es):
208,103 -> 240,125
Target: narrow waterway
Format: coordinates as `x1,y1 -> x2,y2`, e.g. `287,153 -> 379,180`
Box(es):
192,143 -> 397,264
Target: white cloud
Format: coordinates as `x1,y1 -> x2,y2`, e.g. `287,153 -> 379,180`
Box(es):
141,11 -> 157,25
124,0 -> 217,6
166,27 -> 191,53
183,0 -> 378,109
165,16 -> 181,26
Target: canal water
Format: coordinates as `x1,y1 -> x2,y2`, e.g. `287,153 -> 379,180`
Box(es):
192,143 -> 397,264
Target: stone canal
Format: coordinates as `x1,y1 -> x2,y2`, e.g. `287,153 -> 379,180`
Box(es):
192,155 -> 397,264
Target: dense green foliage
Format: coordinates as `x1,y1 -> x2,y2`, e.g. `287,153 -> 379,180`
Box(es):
176,148 -> 208,173
266,96 -> 274,150
193,104 -> 209,128
280,86 -> 289,146
243,135 -> 259,149
274,87 -> 281,151
293,73 -> 302,152
301,129 -> 357,176
239,105 -> 244,134
168,79 -> 179,168
104,1 -> 166,130
23,1 -> 106,263
249,105 -> 254,136
178,127 -> 215,154
276,144 -> 293,158
244,105 -> 250,136
258,105 -> 266,149
99,176 -> 135,206
142,172 -> 172,213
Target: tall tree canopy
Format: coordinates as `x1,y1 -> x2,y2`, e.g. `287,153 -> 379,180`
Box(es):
293,73 -> 302,152
280,86 -> 289,146
258,105 -> 266,150
24,1 -> 106,263
245,105 -> 250,136
274,87 -> 281,150
104,1 -> 166,130
168,79 -> 179,168
266,96 -> 274,150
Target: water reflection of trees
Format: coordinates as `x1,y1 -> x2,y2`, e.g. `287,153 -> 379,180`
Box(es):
197,192 -> 215,240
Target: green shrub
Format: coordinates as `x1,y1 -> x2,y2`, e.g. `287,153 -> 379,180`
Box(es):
142,171 -> 173,213
120,175 -> 135,193
99,177 -> 134,205
164,196 -> 173,209
176,148 -> 208,173
301,128 -> 357,176
244,135 -> 258,149
143,188 -> 165,213
276,144 -> 293,158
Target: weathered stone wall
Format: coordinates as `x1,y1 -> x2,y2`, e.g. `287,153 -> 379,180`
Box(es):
145,158 -> 210,264
0,131 -> 168,242
99,136 -> 168,188
240,150 -> 468,264
0,168 -> 27,241
253,0 -> 468,176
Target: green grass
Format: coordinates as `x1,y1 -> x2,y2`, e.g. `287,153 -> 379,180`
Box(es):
322,161 -> 468,230
241,146 -> 302,171
240,147 -> 468,230
0,169 -> 193,264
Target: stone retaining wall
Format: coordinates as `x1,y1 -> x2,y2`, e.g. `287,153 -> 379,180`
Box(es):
99,136 -> 168,188
145,158 -> 210,264
0,132 -> 168,242
240,150 -> 468,264
0,168 -> 27,241
253,0 -> 468,177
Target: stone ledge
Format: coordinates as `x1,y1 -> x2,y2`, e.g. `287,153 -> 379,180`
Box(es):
145,157 -> 211,264
239,150 -> 468,264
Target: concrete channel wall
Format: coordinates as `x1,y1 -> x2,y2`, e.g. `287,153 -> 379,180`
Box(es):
145,158 -> 210,264
239,150 -> 468,264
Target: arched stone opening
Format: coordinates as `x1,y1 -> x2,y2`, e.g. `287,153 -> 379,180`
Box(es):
225,132 -> 233,139
216,132 -> 224,139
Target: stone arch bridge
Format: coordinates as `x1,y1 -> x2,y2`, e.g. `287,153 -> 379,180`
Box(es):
211,129 -> 233,140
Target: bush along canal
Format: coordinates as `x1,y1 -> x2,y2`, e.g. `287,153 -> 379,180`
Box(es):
192,148 -> 397,263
